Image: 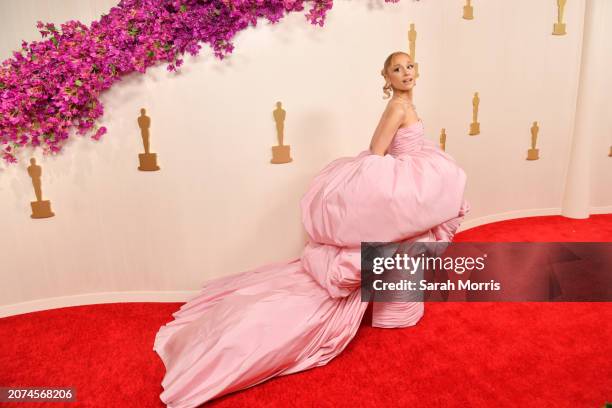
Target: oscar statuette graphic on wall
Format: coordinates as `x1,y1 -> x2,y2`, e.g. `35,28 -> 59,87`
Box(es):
469,92 -> 481,135
440,128 -> 447,151
463,0 -> 474,20
137,108 -> 160,171
527,121 -> 540,160
408,23 -> 419,78
553,0 -> 568,36
27,158 -> 54,219
271,102 -> 292,164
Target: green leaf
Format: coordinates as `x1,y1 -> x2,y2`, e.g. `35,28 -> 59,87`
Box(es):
75,79 -> 83,87
0,82 -> 5,90
180,5 -> 187,12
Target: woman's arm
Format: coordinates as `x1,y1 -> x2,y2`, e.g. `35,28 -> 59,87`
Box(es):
369,103 -> 405,156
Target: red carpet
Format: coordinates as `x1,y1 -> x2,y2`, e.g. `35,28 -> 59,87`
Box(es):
455,214 -> 612,242
1,214 -> 611,407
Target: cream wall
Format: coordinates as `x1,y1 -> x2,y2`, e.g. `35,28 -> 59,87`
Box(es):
585,0 -> 612,210
0,0 -> 610,316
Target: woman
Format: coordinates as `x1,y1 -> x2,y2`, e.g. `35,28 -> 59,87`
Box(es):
154,51 -> 470,407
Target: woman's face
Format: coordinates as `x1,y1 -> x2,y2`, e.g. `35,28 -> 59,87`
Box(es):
385,54 -> 416,92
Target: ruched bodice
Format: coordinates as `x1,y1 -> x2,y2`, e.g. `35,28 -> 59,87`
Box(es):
387,120 -> 425,157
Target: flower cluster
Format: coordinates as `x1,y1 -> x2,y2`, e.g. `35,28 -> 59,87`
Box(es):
0,0 -> 398,164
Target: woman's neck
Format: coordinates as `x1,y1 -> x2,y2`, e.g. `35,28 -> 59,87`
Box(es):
391,90 -> 413,105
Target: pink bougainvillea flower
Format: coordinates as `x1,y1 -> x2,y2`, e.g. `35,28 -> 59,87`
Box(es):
0,0 -> 399,165
91,126 -> 107,141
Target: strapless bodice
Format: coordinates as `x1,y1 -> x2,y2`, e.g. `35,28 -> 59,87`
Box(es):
387,120 -> 425,157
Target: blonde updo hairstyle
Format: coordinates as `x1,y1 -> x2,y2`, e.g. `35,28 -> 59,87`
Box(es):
381,51 -> 411,99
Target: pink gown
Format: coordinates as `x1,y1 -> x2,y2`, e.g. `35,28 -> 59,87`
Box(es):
153,119 -> 470,407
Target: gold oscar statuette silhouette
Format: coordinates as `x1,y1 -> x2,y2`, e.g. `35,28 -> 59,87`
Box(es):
553,0 -> 567,36
27,158 -> 55,219
271,102 -> 292,164
408,23 -> 419,79
137,108 -> 160,171
469,92 -> 480,135
527,121 -> 540,160
440,128 -> 447,151
463,0 -> 474,20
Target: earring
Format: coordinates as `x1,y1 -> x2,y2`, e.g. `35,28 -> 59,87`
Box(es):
382,83 -> 392,99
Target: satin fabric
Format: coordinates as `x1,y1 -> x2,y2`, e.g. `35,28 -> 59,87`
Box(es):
153,120 -> 470,407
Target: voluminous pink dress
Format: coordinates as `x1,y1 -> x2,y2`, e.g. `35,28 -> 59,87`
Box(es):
153,120 -> 470,407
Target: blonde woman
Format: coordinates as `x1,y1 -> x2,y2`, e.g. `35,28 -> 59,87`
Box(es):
154,51 -> 470,408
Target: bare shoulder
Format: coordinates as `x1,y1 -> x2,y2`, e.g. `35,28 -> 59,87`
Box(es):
381,101 -> 406,122
386,99 -> 408,112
